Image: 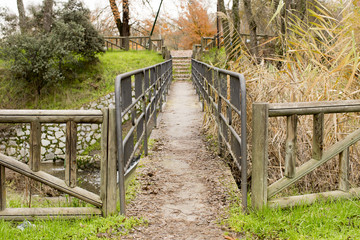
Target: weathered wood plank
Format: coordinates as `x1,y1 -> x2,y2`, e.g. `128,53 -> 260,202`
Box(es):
107,109 -> 118,216
268,187 -> 360,208
268,127 -> 360,198
268,100 -> 360,116
30,121 -> 41,172
313,113 -> 324,160
100,108 -> 109,216
0,207 -> 102,221
0,166 -> 5,211
339,148 -> 349,191
285,115 -> 297,178
0,110 -> 103,123
0,153 -> 102,207
251,103 -> 269,209
65,121 -> 77,188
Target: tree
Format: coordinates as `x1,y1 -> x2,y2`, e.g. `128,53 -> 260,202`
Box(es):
43,0 -> 53,32
177,0 -> 216,49
243,0 -> 258,58
109,0 -> 130,36
17,0 -> 26,33
0,0 -> 104,105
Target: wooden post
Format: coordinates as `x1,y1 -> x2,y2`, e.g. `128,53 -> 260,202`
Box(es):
149,37 -> 152,51
30,121 -> 41,172
313,113 -> 324,160
252,103 -> 269,209
65,121 -> 77,188
100,108 -> 118,216
285,115 -> 297,178
200,37 -> 204,56
339,148 -> 349,191
0,166 -> 5,211
125,37 -> 130,51
143,71 -> 148,156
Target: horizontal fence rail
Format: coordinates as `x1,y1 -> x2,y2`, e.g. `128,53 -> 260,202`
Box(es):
252,100 -> 360,209
0,109 -> 118,220
191,59 -> 247,211
115,59 -> 173,214
104,36 -> 164,52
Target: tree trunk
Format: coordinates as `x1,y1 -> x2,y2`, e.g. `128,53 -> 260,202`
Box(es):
109,0 -> 123,36
122,0 -> 130,36
232,0 -> 240,34
218,0 -> 231,57
17,0 -> 26,33
43,0 -> 53,33
242,0 -> 258,59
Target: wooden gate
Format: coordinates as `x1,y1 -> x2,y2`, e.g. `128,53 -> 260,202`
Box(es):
0,109 -> 118,220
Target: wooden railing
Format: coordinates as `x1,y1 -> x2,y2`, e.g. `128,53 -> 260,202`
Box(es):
0,109 -> 119,220
252,100 -> 360,209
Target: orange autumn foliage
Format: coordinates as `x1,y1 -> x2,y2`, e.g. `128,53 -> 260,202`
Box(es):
177,0 -> 216,49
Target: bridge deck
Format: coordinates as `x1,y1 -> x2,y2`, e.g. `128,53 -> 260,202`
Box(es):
123,51 -> 240,238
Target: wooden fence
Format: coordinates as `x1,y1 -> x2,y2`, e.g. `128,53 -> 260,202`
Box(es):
252,100 -> 360,209
104,36 -> 170,59
0,109 -> 119,220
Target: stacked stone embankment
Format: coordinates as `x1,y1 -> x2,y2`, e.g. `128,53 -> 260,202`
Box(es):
0,92 -> 116,162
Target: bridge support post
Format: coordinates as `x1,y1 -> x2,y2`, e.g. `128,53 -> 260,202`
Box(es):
65,121 -> 77,188
251,103 -> 269,209
101,108 -> 118,217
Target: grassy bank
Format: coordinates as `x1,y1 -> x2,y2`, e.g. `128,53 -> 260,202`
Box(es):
0,50 -> 163,110
227,198 -> 360,239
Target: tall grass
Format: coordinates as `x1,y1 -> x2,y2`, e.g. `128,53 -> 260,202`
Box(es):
210,1 -> 360,194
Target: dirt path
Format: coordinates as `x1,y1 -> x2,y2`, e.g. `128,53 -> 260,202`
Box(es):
124,52 -> 240,239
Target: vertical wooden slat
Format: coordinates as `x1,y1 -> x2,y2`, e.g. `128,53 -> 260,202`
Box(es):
101,108 -> 118,216
313,113 -> 324,160
251,103 -> 269,209
100,108 -> 109,216
30,121 -> 41,172
65,121 -> 77,188
108,108 -> 118,215
0,166 -> 5,211
285,115 -> 297,178
216,71 -> 223,156
339,148 -> 349,191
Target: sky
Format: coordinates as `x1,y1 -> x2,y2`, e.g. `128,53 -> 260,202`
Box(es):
0,0 -> 220,18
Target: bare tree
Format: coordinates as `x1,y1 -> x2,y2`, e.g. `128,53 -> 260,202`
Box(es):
109,0 -> 130,37
17,0 -> 26,33
242,0 -> 258,58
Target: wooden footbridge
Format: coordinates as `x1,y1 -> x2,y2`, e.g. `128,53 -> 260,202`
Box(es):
1,51 -> 360,221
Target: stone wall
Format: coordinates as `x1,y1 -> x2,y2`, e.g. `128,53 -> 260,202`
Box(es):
0,92 -> 115,162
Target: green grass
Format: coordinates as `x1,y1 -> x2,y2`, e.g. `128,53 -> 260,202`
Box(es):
0,172 -> 143,239
0,50 -> 163,110
227,198 -> 360,239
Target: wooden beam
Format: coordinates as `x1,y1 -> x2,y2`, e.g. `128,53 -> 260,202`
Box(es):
313,113 -> 324,160
65,121 -> 77,188
0,110 -> 103,123
339,148 -> 349,191
30,121 -> 41,172
0,153 -> 102,207
251,103 -> 269,209
0,207 -> 101,221
0,166 -> 5,211
100,109 -> 117,217
268,127 -> 360,198
268,100 -> 360,117
285,115 -> 297,178
268,187 -> 360,208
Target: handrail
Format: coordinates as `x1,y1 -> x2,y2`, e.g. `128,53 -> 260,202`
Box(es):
115,59 -> 173,214
191,59 -> 247,211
